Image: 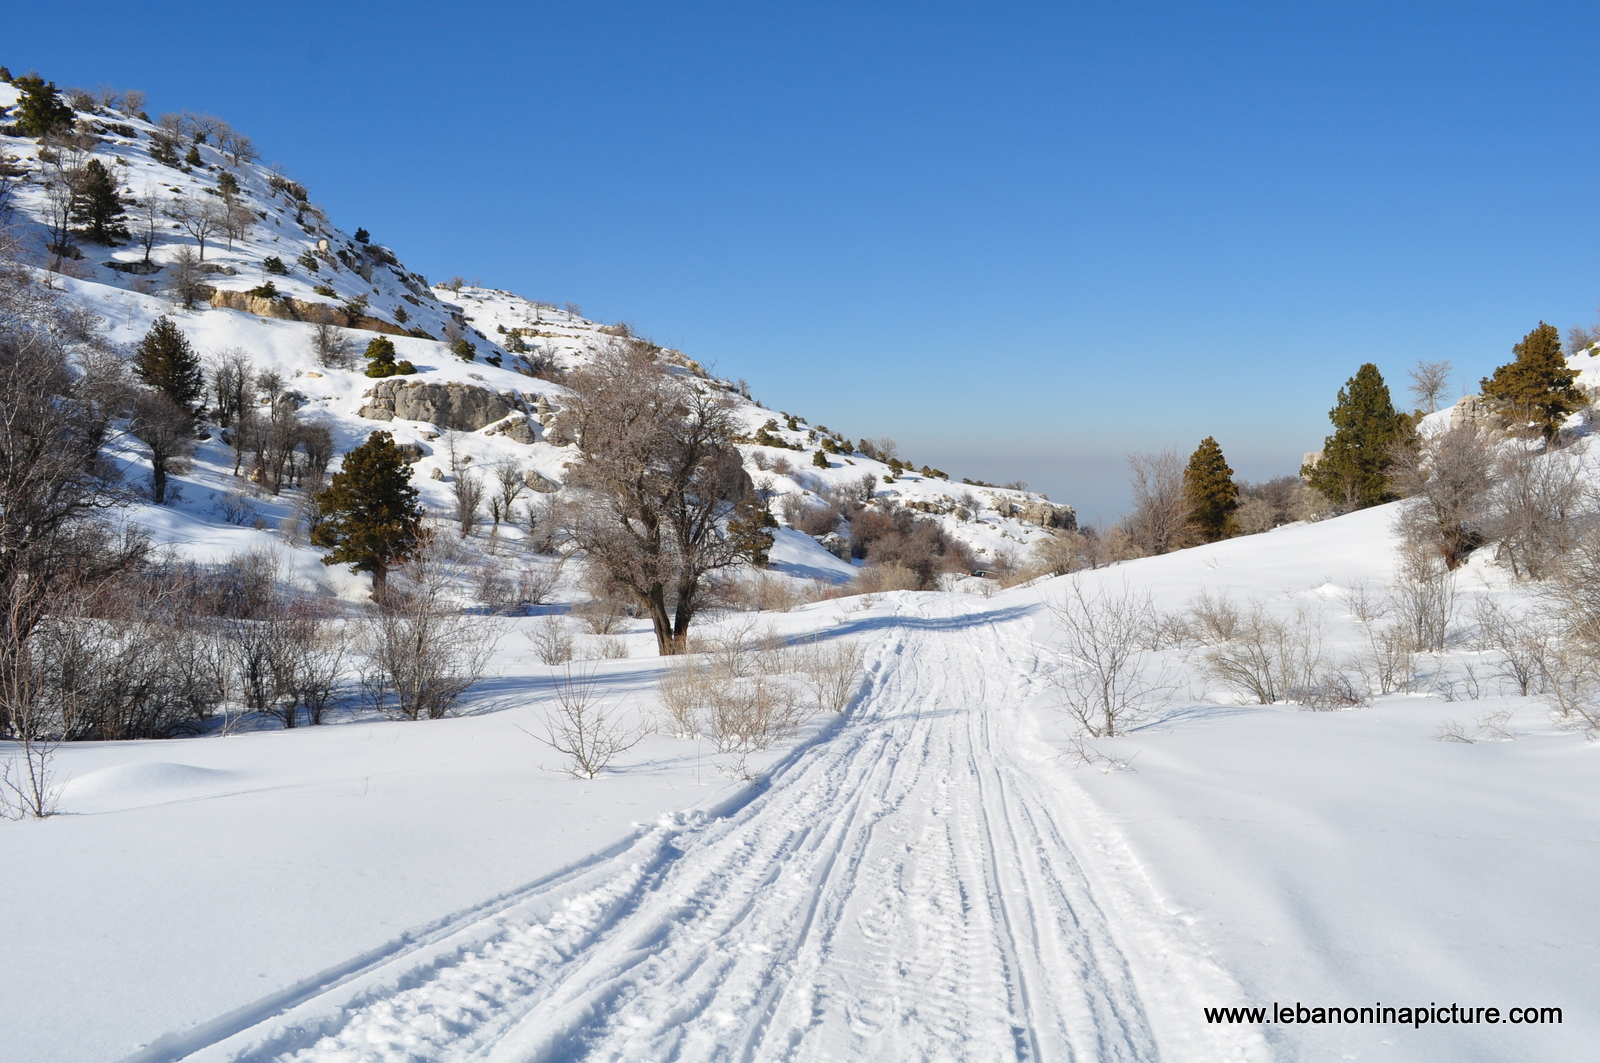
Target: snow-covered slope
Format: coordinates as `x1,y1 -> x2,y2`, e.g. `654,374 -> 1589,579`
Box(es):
0,81 -> 1069,589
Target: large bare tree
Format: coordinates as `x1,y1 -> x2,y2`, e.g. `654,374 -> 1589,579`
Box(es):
560,340 -> 753,654
0,241 -> 143,738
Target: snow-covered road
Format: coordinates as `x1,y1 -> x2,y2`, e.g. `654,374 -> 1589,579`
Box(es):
163,596 -> 1262,1063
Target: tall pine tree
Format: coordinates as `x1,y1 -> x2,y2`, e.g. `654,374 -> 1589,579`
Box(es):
1305,363 -> 1410,509
11,75 -> 73,138
133,316 -> 205,412
70,158 -> 127,244
1183,436 -> 1238,542
1480,321 -> 1579,439
312,431 -> 423,598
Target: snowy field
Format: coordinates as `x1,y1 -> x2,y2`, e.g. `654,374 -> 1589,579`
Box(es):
4,503 -> 1595,1062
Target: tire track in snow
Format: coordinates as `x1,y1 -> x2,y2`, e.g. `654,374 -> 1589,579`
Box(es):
170,594 -> 1265,1063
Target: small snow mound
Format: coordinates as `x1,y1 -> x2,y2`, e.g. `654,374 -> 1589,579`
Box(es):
63,762 -> 242,803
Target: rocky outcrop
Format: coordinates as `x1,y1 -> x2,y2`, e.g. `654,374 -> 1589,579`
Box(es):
209,289 -> 408,336
482,413 -> 540,444
1450,394 -> 1506,433
991,497 -> 1076,530
358,379 -> 526,431
522,469 -> 561,493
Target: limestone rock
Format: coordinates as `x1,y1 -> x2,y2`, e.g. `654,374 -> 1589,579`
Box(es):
358,379 -> 520,431
430,467 -> 445,481
395,442 -> 428,464
522,470 -> 561,493
1450,394 -> 1506,433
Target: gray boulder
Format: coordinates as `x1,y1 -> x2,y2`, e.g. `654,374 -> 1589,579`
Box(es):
359,380 -> 521,431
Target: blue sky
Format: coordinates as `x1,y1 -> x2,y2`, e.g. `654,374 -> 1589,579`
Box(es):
10,2 -> 1600,520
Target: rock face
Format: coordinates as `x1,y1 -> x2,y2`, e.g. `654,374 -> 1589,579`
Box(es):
522,469 -> 561,493
359,380 -> 522,431
209,289 -> 409,336
991,497 -> 1077,531
482,413 -> 540,444
1450,394 -> 1506,433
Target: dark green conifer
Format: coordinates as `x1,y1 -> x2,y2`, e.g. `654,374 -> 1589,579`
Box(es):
812,449 -> 830,469
364,336 -> 398,378
70,158 -> 127,244
1480,321 -> 1580,439
312,431 -> 423,598
12,75 -> 73,138
728,496 -> 777,566
133,316 -> 205,411
1304,363 -> 1410,509
184,145 -> 202,168
1183,436 -> 1238,541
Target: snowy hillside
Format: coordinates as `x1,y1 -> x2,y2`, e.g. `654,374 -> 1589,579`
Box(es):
0,78 -> 1071,594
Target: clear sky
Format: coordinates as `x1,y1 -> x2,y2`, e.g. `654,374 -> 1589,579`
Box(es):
9,2 -> 1600,521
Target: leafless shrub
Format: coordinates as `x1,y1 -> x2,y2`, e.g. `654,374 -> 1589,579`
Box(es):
720,571 -> 805,612
1435,707 -> 1516,743
1342,582 -> 1414,696
1047,579 -> 1171,736
528,614 -> 575,665
795,639 -> 867,714
573,597 -> 628,634
1392,544 -> 1455,654
658,655 -> 712,737
1028,530 -> 1086,577
357,539 -> 501,720
309,318 -> 354,368
706,672 -> 807,778
532,665 -> 644,779
844,562 -> 922,595
585,634 -> 631,660
1391,423 -> 1494,569
1470,598 -> 1547,696
1202,601 -> 1329,705
1,725 -> 62,819
452,469 -> 484,539
478,557 -> 563,615
1535,641 -> 1600,733
1187,589 -> 1242,644
1061,736 -> 1139,772
1486,446 -> 1585,579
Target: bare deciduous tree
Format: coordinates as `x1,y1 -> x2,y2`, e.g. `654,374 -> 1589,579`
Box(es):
1122,449 -> 1195,557
559,340 -> 755,654
131,389 -> 196,505
1407,358 -> 1454,414
309,315 -> 353,368
167,246 -> 208,309
1390,423 -> 1494,569
220,200 -> 254,251
164,195 -> 225,260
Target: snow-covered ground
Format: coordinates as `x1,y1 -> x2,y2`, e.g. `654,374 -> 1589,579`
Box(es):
5,502 -> 1596,1061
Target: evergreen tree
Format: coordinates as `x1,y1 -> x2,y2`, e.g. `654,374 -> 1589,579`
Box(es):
364,335 -> 398,378
133,316 -> 205,412
1304,363 -> 1411,509
1183,436 -> 1238,541
728,495 -> 777,567
12,75 -> 73,138
69,159 -> 127,244
312,431 -> 423,598
1480,321 -> 1580,439
812,448 -> 830,469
